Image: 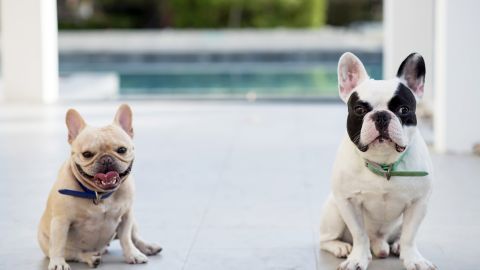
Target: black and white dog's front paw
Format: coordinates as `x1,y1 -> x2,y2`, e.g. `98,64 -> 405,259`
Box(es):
402,248 -> 437,270
337,249 -> 370,270
403,258 -> 437,270
337,257 -> 369,270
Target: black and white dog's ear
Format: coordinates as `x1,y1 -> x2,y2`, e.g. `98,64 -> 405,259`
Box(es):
397,53 -> 426,98
337,52 -> 369,103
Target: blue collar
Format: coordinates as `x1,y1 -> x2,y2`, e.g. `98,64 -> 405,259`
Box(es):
58,179 -> 115,204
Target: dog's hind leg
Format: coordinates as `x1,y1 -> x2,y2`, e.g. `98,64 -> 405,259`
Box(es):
319,195 -> 352,258
371,237 -> 390,258
74,251 -> 102,268
131,221 -> 163,256
391,238 -> 401,257
389,227 -> 402,257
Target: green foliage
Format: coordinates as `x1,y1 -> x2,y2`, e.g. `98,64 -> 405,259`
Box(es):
326,0 -> 382,26
58,0 -> 327,29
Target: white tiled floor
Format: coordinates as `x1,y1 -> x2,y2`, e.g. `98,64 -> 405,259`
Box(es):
0,101 -> 478,270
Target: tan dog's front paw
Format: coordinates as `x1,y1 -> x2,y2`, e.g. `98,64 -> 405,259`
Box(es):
404,258 -> 437,270
136,242 -> 163,256
125,251 -> 148,264
48,257 -> 71,270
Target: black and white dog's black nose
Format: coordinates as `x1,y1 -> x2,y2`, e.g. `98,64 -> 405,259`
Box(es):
372,111 -> 391,134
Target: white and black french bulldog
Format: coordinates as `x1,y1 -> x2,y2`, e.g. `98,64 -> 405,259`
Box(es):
319,52 -> 436,270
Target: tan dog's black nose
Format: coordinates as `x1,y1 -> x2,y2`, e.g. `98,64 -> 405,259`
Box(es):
98,155 -> 116,172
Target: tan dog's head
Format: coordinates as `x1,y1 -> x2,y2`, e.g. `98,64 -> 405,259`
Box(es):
65,104 -> 134,192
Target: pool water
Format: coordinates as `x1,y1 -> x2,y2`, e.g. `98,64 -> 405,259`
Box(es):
60,52 -> 382,99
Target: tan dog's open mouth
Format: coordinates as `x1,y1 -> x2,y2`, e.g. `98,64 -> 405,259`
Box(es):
75,162 -> 133,190
94,171 -> 120,189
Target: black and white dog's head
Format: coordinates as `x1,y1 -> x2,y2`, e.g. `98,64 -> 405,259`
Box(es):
338,52 -> 425,163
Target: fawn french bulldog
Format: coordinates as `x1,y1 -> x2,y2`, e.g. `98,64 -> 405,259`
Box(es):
38,104 -> 161,270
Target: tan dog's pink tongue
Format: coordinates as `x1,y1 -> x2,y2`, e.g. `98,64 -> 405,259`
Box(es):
94,171 -> 120,184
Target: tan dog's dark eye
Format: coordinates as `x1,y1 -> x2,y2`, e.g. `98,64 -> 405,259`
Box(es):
117,147 -> 127,154
398,106 -> 410,115
82,151 -> 94,158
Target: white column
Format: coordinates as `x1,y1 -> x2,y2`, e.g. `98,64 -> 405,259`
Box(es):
1,0 -> 59,103
383,0 -> 434,110
434,0 -> 480,153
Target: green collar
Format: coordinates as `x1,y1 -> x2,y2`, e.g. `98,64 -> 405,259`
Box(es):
364,150 -> 428,180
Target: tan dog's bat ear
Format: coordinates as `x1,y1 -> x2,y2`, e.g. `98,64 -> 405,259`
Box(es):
66,109 -> 86,144
114,104 -> 133,138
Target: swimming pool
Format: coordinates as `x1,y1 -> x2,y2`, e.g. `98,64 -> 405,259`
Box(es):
59,51 -> 382,99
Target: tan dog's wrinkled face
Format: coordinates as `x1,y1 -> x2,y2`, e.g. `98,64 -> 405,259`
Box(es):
66,104 -> 135,192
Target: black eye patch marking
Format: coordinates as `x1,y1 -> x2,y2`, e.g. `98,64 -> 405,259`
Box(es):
388,83 -> 417,126
347,92 -> 373,151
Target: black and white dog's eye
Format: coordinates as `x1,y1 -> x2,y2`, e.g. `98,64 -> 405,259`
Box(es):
82,151 -> 94,158
398,106 -> 410,115
354,106 -> 367,116
117,147 -> 127,154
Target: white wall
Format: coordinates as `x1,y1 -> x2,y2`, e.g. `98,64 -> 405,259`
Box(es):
383,0 -> 434,110
384,0 -> 480,153
1,0 -> 59,103
434,0 -> 480,153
